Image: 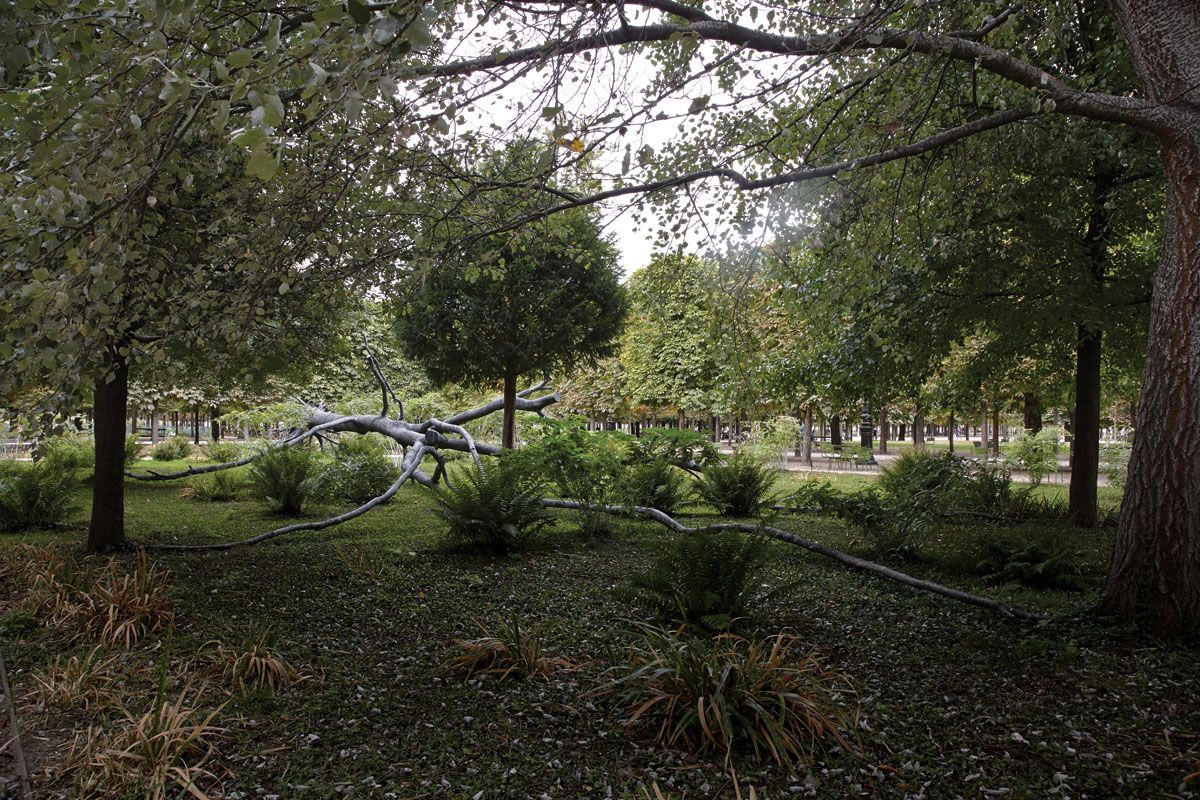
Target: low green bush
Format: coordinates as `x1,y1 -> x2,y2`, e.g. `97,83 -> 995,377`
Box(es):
619,528 -> 777,631
205,442 -> 244,464
182,469 -> 244,502
334,433 -> 389,460
595,624 -> 853,768
124,435 -> 144,468
0,462 -> 78,532
247,445 -> 326,515
693,451 -> 778,516
1006,426 -> 1063,486
1100,441 -> 1131,490
37,434 -> 95,476
621,459 -> 691,515
974,529 -> 1091,592
432,464 -> 550,554
627,427 -> 720,467
325,453 -> 398,505
152,437 -> 194,461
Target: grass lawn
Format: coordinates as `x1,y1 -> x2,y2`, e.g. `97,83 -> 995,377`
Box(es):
2,459 -> 1196,799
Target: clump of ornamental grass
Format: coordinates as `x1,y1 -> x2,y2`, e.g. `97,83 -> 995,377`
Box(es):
443,616 -> 576,682
595,624 -> 855,769
205,628 -> 304,693
27,646 -> 125,715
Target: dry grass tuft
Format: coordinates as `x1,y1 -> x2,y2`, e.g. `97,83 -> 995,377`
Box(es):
206,628 -> 304,693
71,684 -> 227,800
27,646 -> 125,714
444,616 -> 577,682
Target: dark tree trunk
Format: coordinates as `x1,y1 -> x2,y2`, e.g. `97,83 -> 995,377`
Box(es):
88,352 -> 129,553
1070,327 -> 1103,527
192,404 -> 200,446
878,407 -> 888,454
898,423 -> 906,442
948,412 -> 955,453
831,414 -> 842,449
992,402 -> 1001,457
1023,393 -> 1043,433
803,405 -> 813,466
501,370 -> 518,449
913,412 -> 925,450
1100,0 -> 1200,635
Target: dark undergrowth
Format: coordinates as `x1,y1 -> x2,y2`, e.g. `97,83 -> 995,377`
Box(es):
0,462 -> 1195,799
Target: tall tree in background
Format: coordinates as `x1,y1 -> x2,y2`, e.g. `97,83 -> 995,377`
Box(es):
397,207 -> 627,449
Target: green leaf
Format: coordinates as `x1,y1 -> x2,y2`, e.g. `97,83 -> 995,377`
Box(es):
227,49 -> 254,69
347,0 -> 370,25
246,145 -> 278,181
687,95 -> 710,114
541,105 -> 563,119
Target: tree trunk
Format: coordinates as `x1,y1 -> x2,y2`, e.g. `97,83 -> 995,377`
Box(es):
192,404 -> 200,446
878,407 -> 888,454
831,414 -> 842,449
150,406 -> 159,446
1023,393 -> 1043,433
914,412 -> 925,451
803,405 -> 813,466
992,402 -> 1001,457
1068,328 -> 1103,527
980,401 -> 989,455
898,423 -> 906,442
948,412 -> 955,453
1099,27 -> 1200,634
88,352 -> 129,553
501,370 -> 518,449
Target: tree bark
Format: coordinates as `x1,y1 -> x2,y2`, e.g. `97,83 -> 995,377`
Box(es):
150,406 -> 159,446
501,370 -> 518,449
914,412 -> 925,450
1069,327 -> 1102,527
1023,393 -> 1043,433
992,402 -> 1000,457
831,414 -> 842,449
803,405 -> 813,466
878,406 -> 888,454
88,351 -> 129,553
192,404 -> 200,446
948,411 -> 955,453
980,401 -> 989,455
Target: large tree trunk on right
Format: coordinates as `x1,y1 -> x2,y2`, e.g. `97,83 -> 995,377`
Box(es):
1101,0 -> 1200,636
1069,327 -> 1102,527
88,353 -> 129,553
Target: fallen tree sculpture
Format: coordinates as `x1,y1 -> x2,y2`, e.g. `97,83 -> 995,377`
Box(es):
127,356 -> 1047,621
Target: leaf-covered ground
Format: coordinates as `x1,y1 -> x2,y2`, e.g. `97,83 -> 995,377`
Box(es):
3,464 -> 1196,799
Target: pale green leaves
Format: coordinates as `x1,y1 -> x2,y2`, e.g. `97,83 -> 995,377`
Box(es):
247,145 -> 279,181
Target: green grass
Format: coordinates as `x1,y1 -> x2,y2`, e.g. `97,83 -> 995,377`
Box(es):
2,463 -> 1196,799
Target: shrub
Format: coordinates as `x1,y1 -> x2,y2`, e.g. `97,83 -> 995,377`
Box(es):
622,459 -> 691,515
333,433 -> 389,459
124,435 -> 144,468
506,418 -> 629,536
324,453 -> 398,505
1100,441 -> 1131,490
0,461 -> 78,532
877,451 -> 966,507
38,433 -> 95,475
247,445 -> 325,515
443,616 -> 575,682
1007,426 -> 1063,486
595,624 -> 853,768
181,470 -> 243,502
694,452 -> 779,517
432,464 -> 550,554
784,478 -> 843,511
204,442 -> 244,464
627,427 -> 720,467
619,528 -> 777,631
974,530 -> 1091,591
152,437 -> 194,461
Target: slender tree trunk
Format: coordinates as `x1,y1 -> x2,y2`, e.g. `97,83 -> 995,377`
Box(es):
1068,328 -> 1103,527
192,404 -> 200,446
878,407 -> 888,454
898,423 -> 906,442
150,406 -> 159,446
948,412 -> 955,453
88,353 -> 129,553
980,401 -> 989,455
803,405 -> 813,466
914,412 -> 925,451
501,370 -> 518,449
831,414 -> 842,449
992,402 -> 1001,457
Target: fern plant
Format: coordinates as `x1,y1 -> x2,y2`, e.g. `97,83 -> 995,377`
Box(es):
621,459 -> 691,515
247,445 -> 325,515
0,461 -> 78,532
619,528 -> 777,631
432,465 -> 550,554
694,452 -> 778,517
